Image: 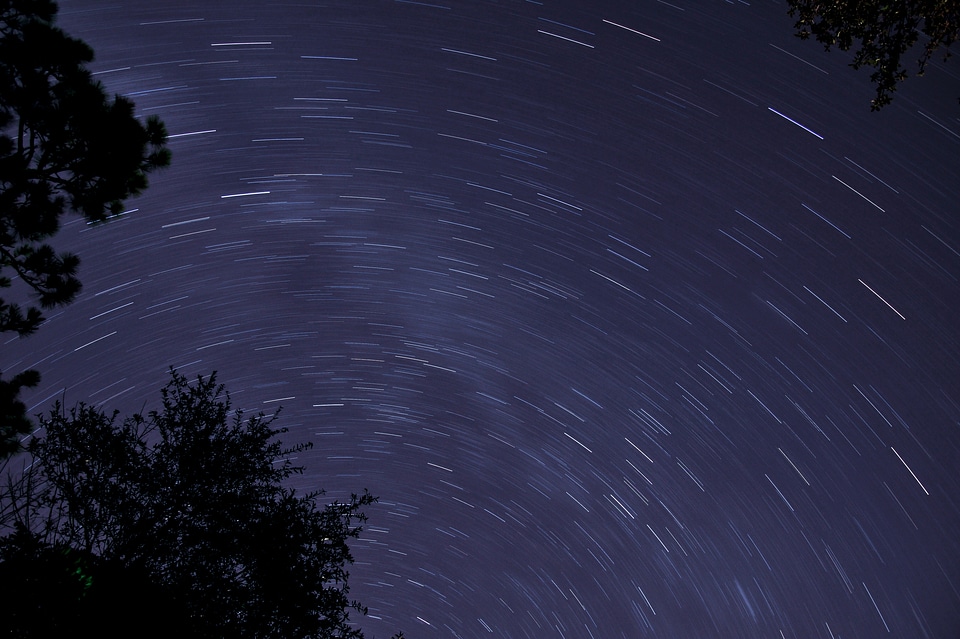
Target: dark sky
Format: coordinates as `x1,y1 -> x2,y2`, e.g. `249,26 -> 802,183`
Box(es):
6,0 -> 960,637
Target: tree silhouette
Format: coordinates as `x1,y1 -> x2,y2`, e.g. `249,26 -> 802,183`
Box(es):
786,0 -> 959,109
1,370 -> 403,639
0,523 -> 198,639
0,0 -> 170,456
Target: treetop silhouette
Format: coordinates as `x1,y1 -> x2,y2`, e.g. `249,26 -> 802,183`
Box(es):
0,0 -> 169,456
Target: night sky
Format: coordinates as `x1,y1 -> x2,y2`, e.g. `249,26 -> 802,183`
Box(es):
5,0 -> 960,637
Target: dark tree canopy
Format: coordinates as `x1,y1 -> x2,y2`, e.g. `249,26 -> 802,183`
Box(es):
0,525 -> 196,638
0,370 -> 402,639
786,0 -> 959,109
0,0 -> 169,456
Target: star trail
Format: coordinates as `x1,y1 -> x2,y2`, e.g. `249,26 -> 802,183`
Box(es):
4,1 -> 960,637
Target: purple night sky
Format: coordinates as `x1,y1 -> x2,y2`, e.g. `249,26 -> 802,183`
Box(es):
4,1 -> 960,637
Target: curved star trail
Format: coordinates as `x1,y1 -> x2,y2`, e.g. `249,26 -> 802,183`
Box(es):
5,1 -> 960,637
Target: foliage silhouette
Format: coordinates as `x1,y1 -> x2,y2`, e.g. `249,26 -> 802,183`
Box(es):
0,523 -> 197,638
0,0 -> 169,456
0,370 -> 403,639
786,0 -> 959,109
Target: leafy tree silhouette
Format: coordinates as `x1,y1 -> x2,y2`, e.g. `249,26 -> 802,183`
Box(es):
0,0 -> 169,456
1,370 -> 404,639
0,524 -> 197,638
786,0 -> 959,109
